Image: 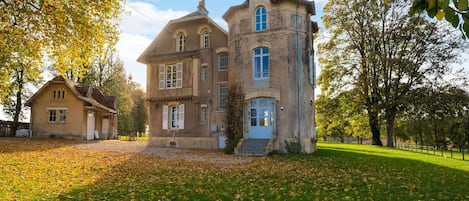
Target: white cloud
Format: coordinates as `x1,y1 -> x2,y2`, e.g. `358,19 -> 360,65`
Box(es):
117,1 -> 189,90
121,2 -> 188,37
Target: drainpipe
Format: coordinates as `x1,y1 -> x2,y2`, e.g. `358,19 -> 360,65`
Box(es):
296,1 -> 301,139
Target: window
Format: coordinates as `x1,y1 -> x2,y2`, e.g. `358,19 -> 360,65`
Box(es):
201,66 -> 208,81
202,31 -> 210,48
201,106 -> 207,124
170,106 -> 179,128
176,32 -> 185,52
52,89 -> 65,100
159,63 -> 183,89
250,98 -> 273,127
48,108 -> 67,123
255,6 -> 267,32
218,83 -> 228,110
59,110 -> 67,122
49,110 -> 57,122
162,104 -> 184,130
253,47 -> 269,80
218,53 -> 228,71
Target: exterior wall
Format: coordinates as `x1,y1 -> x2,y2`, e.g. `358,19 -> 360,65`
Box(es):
225,0 -> 316,153
142,0 -> 317,151
29,82 -> 118,140
144,15 -> 228,149
149,137 -> 218,149
30,83 -> 85,139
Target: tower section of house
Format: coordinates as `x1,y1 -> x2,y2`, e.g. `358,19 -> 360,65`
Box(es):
223,0 -> 317,153
137,1 -> 229,149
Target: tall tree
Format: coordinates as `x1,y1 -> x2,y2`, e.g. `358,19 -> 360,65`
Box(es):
79,54 -> 147,137
0,0 -> 123,134
320,0 -> 467,146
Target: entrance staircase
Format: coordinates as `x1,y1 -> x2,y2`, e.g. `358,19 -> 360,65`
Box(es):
235,139 -> 270,156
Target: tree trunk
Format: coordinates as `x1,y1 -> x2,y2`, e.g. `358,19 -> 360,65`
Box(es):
385,112 -> 396,147
11,69 -> 23,137
368,110 -> 382,146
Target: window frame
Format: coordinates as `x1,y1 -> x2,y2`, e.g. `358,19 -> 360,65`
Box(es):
58,109 -> 67,123
201,66 -> 208,81
159,63 -> 183,90
253,47 -> 270,80
48,108 -> 67,123
200,105 -> 207,124
202,31 -> 210,48
218,83 -> 228,110
218,52 -> 228,71
176,32 -> 185,52
48,110 -> 57,122
170,106 -> 179,129
52,89 -> 65,100
255,6 -> 267,32
162,104 -> 185,130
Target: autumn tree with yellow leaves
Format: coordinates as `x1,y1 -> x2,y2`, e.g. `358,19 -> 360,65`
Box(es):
0,0 -> 123,134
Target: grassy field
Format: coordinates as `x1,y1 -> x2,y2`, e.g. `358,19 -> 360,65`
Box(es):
0,139 -> 468,200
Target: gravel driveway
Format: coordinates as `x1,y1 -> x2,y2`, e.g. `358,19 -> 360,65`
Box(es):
73,140 -> 255,164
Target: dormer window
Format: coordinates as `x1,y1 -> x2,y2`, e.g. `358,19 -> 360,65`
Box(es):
176,32 -> 185,52
255,6 -> 267,32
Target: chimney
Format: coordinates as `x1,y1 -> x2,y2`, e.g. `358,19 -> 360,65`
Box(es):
198,0 -> 209,15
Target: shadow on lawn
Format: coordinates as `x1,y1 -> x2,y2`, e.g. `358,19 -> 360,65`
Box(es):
56,145 -> 469,201
0,137 -> 97,153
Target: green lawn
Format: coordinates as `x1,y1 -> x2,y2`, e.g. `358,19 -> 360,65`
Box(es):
0,139 -> 468,200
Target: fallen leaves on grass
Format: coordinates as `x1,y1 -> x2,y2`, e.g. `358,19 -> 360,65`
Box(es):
0,139 -> 468,200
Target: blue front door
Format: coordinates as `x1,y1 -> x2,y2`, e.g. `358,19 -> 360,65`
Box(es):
249,98 -> 274,139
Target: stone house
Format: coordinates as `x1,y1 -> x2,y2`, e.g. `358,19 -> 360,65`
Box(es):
138,0 -> 318,154
25,76 -> 118,140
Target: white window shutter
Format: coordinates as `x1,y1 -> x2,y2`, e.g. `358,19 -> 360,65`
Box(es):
178,104 -> 184,129
159,64 -> 165,89
162,105 -> 168,130
176,63 -> 183,88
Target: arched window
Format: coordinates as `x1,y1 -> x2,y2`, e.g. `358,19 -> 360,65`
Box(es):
176,32 -> 185,52
255,6 -> 267,32
253,47 -> 269,80
202,31 -> 210,48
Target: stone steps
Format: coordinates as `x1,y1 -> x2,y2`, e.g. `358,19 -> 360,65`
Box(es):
235,139 -> 270,156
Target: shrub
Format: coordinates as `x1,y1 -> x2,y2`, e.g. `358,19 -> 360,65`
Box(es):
224,82 -> 245,154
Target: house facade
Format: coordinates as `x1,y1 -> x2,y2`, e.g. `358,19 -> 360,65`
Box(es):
138,0 -> 318,153
25,76 -> 118,140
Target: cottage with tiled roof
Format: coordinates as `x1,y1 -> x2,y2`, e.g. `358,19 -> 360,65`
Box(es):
25,76 -> 118,140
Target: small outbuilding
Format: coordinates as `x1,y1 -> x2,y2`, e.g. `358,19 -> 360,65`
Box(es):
25,76 -> 118,140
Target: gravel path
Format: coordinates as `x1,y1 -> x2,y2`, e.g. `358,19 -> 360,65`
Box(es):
73,140 -> 255,164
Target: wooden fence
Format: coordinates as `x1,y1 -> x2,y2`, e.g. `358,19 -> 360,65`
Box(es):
0,120 -> 30,137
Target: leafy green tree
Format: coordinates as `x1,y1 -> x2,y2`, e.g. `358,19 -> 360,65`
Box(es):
320,0 -> 466,147
408,0 -> 469,38
79,53 -> 146,137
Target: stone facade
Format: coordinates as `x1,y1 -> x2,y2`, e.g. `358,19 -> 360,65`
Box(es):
138,0 -> 318,153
